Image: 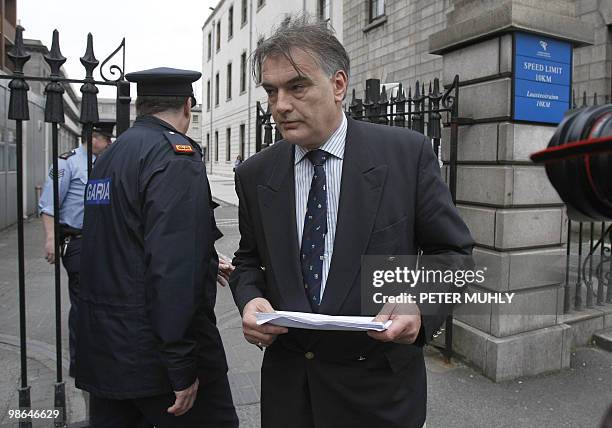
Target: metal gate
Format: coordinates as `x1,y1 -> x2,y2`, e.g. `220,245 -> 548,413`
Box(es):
3,26 -> 130,428
254,75 -> 462,361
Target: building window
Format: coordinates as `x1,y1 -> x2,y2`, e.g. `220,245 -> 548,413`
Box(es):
215,72 -> 220,106
240,52 -> 247,93
206,80 -> 211,110
257,0 -> 265,10
227,63 -> 232,100
214,131 -> 219,162
192,115 -> 199,123
256,37 -> 264,84
216,21 -> 221,51
241,0 -> 248,25
226,127 -> 231,161
8,143 -> 16,171
318,0 -> 330,21
206,133 -> 210,161
239,124 -> 245,159
207,32 -> 212,60
369,0 -> 385,22
228,6 -> 234,39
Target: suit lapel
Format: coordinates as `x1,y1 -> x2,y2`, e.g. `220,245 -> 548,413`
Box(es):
257,142 -> 312,312
319,119 -> 388,315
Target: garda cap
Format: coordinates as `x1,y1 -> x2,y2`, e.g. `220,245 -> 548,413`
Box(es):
125,67 -> 201,107
92,119 -> 116,138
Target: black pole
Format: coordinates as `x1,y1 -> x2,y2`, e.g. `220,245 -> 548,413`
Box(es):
597,222 -> 605,305
575,222 -> 583,311
79,33 -> 100,177
7,24 -> 32,428
255,101 -> 262,153
16,121 -> 32,428
51,122 -> 63,381
564,219 -> 572,313
43,29 -> 67,427
586,222 -> 594,308
607,226 -> 612,304
116,79 -> 131,136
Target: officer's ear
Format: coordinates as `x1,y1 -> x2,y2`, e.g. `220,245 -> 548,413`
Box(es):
182,97 -> 191,119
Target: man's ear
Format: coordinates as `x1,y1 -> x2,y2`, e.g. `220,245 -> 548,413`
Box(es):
332,70 -> 349,102
183,98 -> 191,117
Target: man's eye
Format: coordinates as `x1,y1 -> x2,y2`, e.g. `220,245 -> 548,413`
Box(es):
265,88 -> 276,96
292,85 -> 304,91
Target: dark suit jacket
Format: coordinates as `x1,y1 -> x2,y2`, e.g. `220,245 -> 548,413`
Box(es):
230,117 -> 474,428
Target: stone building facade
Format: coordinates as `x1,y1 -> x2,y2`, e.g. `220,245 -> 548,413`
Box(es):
344,0 -> 611,102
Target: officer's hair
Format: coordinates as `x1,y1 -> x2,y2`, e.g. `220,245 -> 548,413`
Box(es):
251,13 -> 349,90
136,96 -> 188,117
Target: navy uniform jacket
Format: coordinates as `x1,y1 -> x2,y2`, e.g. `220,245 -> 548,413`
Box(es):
76,115 -> 227,399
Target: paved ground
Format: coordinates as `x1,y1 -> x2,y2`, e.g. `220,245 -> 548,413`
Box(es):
0,172 -> 610,427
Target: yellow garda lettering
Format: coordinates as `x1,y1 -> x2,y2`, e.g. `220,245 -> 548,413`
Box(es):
174,144 -> 193,153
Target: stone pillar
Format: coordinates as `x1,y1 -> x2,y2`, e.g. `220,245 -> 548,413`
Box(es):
430,0 -> 594,381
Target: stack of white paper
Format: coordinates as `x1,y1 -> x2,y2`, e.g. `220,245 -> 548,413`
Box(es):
255,311 -> 392,332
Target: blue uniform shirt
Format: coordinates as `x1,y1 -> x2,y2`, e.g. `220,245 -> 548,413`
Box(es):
38,145 -> 95,230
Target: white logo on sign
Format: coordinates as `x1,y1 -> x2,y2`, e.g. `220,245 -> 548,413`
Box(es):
539,41 -> 548,51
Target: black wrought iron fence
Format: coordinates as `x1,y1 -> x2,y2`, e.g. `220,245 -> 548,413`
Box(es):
563,91 -> 612,314
3,26 -> 129,428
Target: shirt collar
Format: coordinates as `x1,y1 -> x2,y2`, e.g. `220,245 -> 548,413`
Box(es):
294,113 -> 347,165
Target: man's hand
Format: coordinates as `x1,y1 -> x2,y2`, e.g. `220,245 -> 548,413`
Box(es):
44,238 -> 55,264
242,297 -> 288,347
167,378 -> 199,417
217,255 -> 234,287
367,303 -> 422,344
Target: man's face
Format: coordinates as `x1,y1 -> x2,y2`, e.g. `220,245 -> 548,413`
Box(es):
91,133 -> 111,155
261,48 -> 347,149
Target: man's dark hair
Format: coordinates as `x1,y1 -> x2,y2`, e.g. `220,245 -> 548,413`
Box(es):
136,96 -> 188,117
251,14 -> 350,84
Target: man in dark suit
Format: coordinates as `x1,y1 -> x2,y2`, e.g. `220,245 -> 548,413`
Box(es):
230,16 -> 474,428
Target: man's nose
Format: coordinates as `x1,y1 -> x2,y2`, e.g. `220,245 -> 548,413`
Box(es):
275,90 -> 293,114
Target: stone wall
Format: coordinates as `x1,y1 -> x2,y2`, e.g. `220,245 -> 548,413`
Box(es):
573,0 -> 612,100
343,0 -> 451,102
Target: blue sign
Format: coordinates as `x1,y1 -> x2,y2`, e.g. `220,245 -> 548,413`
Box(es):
513,32 -> 572,124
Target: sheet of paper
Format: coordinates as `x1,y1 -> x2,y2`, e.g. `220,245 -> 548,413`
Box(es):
255,310 -> 392,332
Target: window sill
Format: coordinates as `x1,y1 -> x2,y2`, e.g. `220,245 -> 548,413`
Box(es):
226,97 -> 232,102
228,35 -> 233,42
241,21 -> 247,29
256,3 -> 265,13
363,15 -> 387,33
239,90 -> 246,96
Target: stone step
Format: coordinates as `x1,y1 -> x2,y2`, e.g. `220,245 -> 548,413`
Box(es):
593,328 -> 612,352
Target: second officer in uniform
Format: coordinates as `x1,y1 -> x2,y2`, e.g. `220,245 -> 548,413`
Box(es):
77,67 -> 238,427
38,120 -> 115,377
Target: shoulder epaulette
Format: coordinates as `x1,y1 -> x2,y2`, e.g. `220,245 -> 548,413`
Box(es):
163,131 -> 194,155
59,149 -> 76,160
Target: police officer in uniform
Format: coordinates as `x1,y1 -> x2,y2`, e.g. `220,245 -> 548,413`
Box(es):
38,120 -> 115,377
77,67 -> 238,428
